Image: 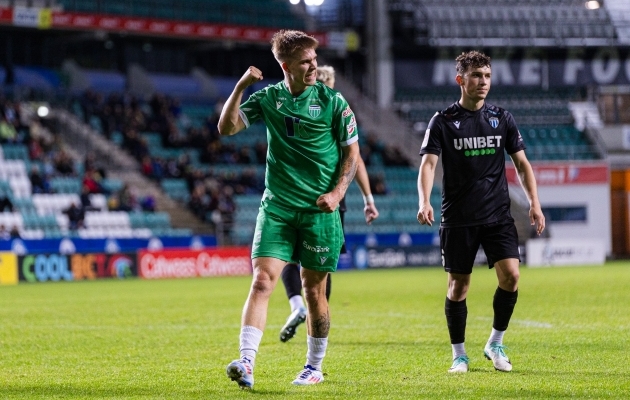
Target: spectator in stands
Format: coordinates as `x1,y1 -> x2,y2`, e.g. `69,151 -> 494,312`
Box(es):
126,96 -> 147,131
29,166 -> 49,194
235,146 -> 253,164
254,142 -> 267,165
217,185 -> 236,239
79,89 -> 101,125
382,144 -> 411,167
150,157 -> 165,181
369,173 -> 388,195
200,140 -> 221,164
141,155 -> 154,177
54,149 -> 76,176
188,184 -> 208,221
9,225 -> 20,239
365,133 -> 384,158
115,183 -> 136,212
63,201 -> 85,231
83,152 -> 108,180
140,195 -> 156,212
0,224 -> 9,240
80,184 -> 98,212
0,194 -> 13,212
0,114 -> 17,143
82,168 -> 106,194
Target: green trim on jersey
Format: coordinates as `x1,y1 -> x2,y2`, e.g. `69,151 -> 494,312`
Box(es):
239,81 -> 358,212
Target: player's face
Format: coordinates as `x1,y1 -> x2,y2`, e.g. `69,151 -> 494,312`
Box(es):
460,66 -> 491,102
286,48 -> 318,88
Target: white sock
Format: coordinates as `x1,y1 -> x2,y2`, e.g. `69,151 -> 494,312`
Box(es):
289,295 -> 305,312
239,325 -> 263,363
306,335 -> 328,370
452,343 -> 466,359
488,328 -> 505,345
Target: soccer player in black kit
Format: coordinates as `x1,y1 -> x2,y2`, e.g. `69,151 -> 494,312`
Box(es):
417,51 -> 545,373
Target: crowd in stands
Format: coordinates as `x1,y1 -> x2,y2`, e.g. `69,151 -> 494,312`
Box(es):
0,95 -> 159,239
74,89 -> 412,234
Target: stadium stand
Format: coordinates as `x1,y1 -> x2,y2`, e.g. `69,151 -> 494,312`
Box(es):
0,95 -> 190,239
57,0 -> 306,30
390,0 -> 620,46
394,86 -> 602,161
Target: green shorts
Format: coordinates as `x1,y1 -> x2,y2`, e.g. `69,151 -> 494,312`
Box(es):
251,198 -> 344,272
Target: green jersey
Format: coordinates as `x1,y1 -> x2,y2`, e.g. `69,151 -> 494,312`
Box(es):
239,80 -> 358,212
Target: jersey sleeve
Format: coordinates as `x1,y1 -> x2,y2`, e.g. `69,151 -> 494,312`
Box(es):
504,112 -> 526,154
332,93 -> 359,147
419,112 -> 442,156
238,88 -> 266,128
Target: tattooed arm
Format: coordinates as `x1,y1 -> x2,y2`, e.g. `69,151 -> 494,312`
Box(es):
316,141 -> 359,213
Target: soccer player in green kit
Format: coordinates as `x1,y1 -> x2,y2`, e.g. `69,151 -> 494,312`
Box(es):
218,30 -> 360,388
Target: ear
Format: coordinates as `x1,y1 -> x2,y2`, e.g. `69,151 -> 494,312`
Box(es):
455,74 -> 463,86
281,61 -> 290,73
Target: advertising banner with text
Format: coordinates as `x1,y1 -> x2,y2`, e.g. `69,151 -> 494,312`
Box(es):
396,47 -> 630,88
0,252 -> 18,285
138,247 -> 252,279
505,162 -> 608,186
526,238 -> 606,267
18,253 -> 138,283
0,7 -> 328,47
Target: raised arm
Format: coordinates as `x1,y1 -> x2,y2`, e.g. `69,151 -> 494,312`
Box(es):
354,156 -> 379,224
316,142 -> 359,213
509,150 -> 545,236
217,66 -> 263,136
417,153 -> 438,226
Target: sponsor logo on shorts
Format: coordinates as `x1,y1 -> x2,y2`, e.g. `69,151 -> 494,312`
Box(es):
303,241 -> 330,253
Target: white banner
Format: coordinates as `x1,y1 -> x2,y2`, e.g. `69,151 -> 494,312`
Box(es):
526,238 -> 605,267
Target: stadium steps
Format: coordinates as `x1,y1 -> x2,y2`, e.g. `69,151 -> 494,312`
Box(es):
51,107 -> 214,236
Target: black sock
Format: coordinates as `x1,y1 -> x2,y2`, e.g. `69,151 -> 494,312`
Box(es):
281,263 -> 302,299
325,273 -> 331,301
445,297 -> 467,344
493,287 -> 518,331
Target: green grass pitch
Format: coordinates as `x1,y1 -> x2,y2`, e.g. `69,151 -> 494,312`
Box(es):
0,261 -> 629,399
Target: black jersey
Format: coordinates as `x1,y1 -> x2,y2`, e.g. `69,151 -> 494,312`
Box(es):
420,102 -> 526,228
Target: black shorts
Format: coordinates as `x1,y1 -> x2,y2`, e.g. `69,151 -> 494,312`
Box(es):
439,221 -> 520,274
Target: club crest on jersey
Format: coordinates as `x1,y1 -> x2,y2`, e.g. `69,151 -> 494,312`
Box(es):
308,104 -> 321,118
489,117 -> 499,129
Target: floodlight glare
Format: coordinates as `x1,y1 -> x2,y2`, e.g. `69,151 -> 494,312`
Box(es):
37,106 -> 49,118
585,1 -> 600,10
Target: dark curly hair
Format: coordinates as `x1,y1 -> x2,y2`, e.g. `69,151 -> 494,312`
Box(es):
455,51 -> 491,75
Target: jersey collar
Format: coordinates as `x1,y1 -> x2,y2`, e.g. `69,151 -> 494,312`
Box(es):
282,80 -> 314,100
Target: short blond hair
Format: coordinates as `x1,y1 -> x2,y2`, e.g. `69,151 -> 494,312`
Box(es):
316,66 -> 335,87
270,30 -> 319,63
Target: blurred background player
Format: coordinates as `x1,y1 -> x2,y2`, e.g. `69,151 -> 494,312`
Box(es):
220,30 -> 361,388
278,65 -> 380,343
417,51 -> 545,373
